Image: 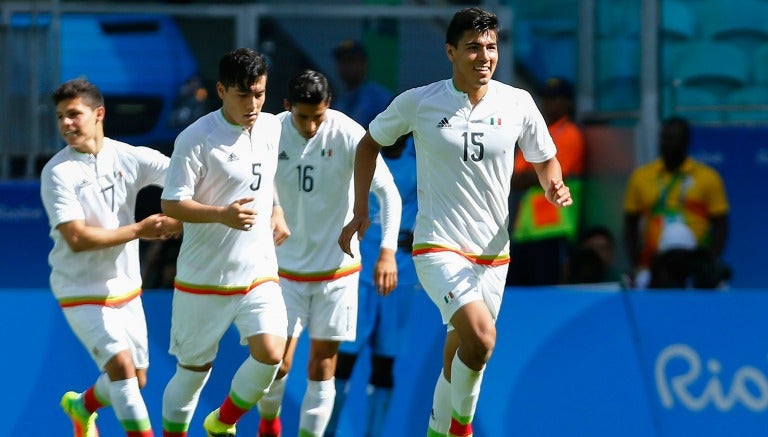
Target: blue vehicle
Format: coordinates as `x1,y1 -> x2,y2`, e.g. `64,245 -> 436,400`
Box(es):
10,12 -> 211,155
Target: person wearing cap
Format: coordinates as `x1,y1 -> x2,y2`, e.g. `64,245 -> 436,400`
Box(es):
623,116 -> 730,288
332,40 -> 393,128
507,77 -> 586,286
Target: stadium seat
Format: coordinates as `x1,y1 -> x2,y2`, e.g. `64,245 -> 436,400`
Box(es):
662,85 -> 723,123
596,0 -> 641,37
699,0 -> 768,55
753,43 -> 768,85
669,41 -> 750,100
723,85 -> 768,122
515,18 -> 577,85
661,0 -> 697,42
595,38 -> 640,111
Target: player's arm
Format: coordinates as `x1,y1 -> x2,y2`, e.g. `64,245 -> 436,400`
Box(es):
338,131 -> 382,256
161,198 -> 256,231
532,157 -> 572,207
370,156 -> 402,295
57,214 -> 179,252
271,188 -> 290,246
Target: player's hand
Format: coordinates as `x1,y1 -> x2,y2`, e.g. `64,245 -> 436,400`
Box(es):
373,248 -> 398,296
338,214 -> 370,257
222,197 -> 257,231
546,178 -> 573,207
271,205 -> 291,246
158,215 -> 183,239
137,214 -> 174,240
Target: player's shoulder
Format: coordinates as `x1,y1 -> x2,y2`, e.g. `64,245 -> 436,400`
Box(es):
40,146 -> 70,178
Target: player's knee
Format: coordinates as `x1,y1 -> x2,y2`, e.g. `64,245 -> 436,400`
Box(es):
370,355 -> 394,388
335,352 -> 357,380
465,326 -> 496,365
276,359 -> 292,378
136,369 -> 148,389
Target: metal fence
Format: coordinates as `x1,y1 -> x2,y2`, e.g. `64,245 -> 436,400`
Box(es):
0,10 -> 60,179
0,1 -> 512,180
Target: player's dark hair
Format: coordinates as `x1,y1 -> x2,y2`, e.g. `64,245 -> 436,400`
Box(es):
446,7 -> 499,47
52,78 -> 104,108
286,69 -> 331,105
218,47 -> 268,91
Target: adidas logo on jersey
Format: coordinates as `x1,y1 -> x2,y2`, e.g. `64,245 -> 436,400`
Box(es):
278,151 -> 289,160
227,153 -> 239,162
436,117 -> 451,128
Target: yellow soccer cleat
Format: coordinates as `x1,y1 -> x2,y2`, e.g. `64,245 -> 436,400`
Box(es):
60,391 -> 99,437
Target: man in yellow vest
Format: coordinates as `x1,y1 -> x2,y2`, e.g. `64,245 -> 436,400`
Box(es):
507,77 -> 585,286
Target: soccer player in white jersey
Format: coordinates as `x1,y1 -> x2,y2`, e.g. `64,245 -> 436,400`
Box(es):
41,78 -> 181,437
255,69 -> 401,437
159,48 -> 290,437
339,8 -> 573,437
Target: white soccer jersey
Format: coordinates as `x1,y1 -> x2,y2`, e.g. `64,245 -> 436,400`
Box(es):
274,108 -> 400,280
161,109 -> 282,291
369,79 -> 556,261
40,138 -> 170,305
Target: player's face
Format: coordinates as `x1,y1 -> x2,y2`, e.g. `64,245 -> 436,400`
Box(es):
217,74 -> 267,130
285,100 -> 329,139
55,96 -> 104,154
447,30 -> 498,93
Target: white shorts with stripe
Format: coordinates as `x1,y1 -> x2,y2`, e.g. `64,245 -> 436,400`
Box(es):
414,251 -> 508,329
281,272 -> 358,341
168,281 -> 288,366
62,297 -> 149,370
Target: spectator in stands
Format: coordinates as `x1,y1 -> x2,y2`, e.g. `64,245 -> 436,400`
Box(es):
623,116 -> 730,288
565,225 -> 622,284
508,77 -> 586,286
332,40 -> 393,128
41,78 -> 181,437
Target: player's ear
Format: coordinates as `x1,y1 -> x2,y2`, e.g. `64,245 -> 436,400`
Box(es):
95,106 -> 106,123
283,98 -> 292,111
445,43 -> 455,62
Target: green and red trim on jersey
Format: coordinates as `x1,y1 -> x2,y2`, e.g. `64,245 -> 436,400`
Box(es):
277,262 -> 362,282
174,277 -> 279,296
58,287 -> 142,308
411,243 -> 510,267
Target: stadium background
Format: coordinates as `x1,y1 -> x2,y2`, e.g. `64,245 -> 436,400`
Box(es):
1,0 -> 767,435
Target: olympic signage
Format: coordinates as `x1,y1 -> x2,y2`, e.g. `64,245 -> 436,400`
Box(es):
656,343 -> 768,412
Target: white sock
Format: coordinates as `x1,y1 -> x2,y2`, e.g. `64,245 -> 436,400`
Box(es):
257,374 -> 288,419
93,373 -> 112,407
428,370 -> 451,435
162,365 -> 211,429
325,378 -> 349,434
230,356 -> 280,409
450,352 -> 484,426
109,377 -> 152,433
299,378 -> 336,436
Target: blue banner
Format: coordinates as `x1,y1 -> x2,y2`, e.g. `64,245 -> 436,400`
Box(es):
3,288 -> 767,436
0,181 -> 51,287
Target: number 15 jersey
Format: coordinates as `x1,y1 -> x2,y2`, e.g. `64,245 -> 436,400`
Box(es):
369,79 -> 557,263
